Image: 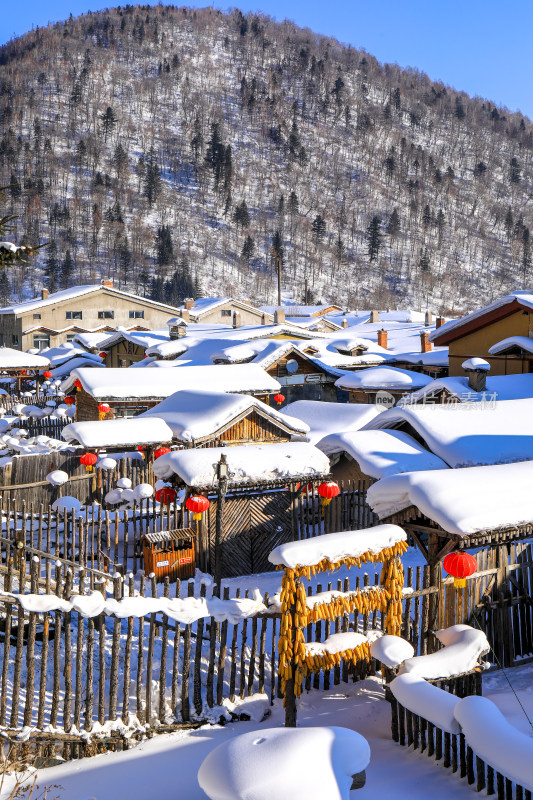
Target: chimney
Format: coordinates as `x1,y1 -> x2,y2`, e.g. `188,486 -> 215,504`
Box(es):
370,310 -> 379,324
178,309 -> 190,323
41,288 -> 49,300
420,331 -> 432,353
274,309 -> 285,324
101,279 -> 114,289
232,311 -> 241,329
425,310 -> 433,326
436,316 -> 445,329
261,313 -> 268,325
185,298 -> 194,310
169,321 -> 187,340
462,358 -> 490,392
341,318 -> 348,329
377,328 -> 388,349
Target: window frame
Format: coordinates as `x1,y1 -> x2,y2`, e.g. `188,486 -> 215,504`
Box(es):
98,310 -> 115,320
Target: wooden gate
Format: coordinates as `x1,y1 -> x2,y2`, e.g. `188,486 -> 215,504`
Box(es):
207,489 -> 294,578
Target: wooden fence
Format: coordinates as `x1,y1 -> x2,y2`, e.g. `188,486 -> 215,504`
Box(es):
391,675 -> 532,800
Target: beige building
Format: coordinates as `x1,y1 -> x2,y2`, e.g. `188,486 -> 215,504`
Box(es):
0,281 -> 181,352
177,297 -> 274,326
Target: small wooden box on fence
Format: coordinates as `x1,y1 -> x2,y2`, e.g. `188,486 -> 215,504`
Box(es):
141,528 -> 195,581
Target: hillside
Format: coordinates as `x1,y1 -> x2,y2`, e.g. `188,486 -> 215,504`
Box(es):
0,4 -> 532,313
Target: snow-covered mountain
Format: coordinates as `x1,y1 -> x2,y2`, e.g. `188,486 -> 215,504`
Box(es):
0,5 -> 532,313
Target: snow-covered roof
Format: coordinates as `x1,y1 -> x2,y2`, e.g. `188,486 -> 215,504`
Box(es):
139,390 -> 309,443
48,355 -> 105,379
268,524 -> 407,568
391,348 -> 449,368
62,417 -> 173,448
261,303 -> 343,316
283,400 -> 384,444
318,430 -> 449,479
73,331 -> 117,350
211,340 -> 294,368
98,329 -> 169,350
430,291 -> 533,344
0,284 -> 181,316
400,373 -> 533,405
62,364 -> 281,398
462,357 -> 490,371
152,442 -> 330,487
335,366 -> 433,392
363,398 -> 533,467
488,335 -> 533,355
0,347 -> 50,369
367,461 -> 533,535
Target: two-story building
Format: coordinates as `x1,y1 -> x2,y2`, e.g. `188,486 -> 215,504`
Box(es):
0,281 -> 181,352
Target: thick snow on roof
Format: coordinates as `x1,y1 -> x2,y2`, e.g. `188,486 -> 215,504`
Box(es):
335,366 -> 433,392
367,461 -> 533,534
62,417 -> 173,447
211,339 -> 294,369
261,303 -> 342,316
392,348 -> 449,367
401,373 -> 533,404
99,329 -> 169,350
363,398 -> 533,467
462,357 -> 490,371
63,364 -> 281,398
49,356 -> 105,379
318,430 -> 449,478
73,331 -> 117,350
283,400 -> 384,444
0,347 -> 50,369
139,390 -> 309,442
152,442 -> 330,486
488,335 -> 533,355
296,337 -> 391,369
268,524 -> 407,568
429,291 -> 533,343
0,284 -> 180,316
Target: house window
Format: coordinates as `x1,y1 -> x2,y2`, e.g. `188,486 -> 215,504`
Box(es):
129,310 -> 145,319
66,333 -> 77,342
12,334 -> 19,346
221,309 -> 232,317
33,313 -> 41,320
33,333 -> 50,350
98,311 -> 114,319
66,311 -> 82,320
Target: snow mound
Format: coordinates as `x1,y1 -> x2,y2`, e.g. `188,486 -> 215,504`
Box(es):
370,634 -> 414,668
399,624 -> 490,680
52,496 -> 83,514
390,674 -> 461,734
97,457 -> 117,471
133,483 -> 153,500
197,726 -> 370,800
454,695 -> 533,792
46,470 -> 69,486
117,477 -> 132,489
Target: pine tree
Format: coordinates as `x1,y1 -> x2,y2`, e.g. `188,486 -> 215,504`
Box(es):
100,106 -> 117,142
510,157 -> 521,184
312,214 -> 326,244
144,148 -> 161,207
271,229 -> 284,266
505,207 -> 514,240
288,191 -> 299,218
233,200 -> 250,229
386,208 -> 400,238
205,122 -> 225,190
60,249 -> 75,288
241,235 -> 254,262
156,225 -> 173,266
0,270 -> 10,304
367,216 -> 382,262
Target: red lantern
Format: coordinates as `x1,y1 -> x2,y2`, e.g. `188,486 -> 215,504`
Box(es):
43,371 -> 52,379
274,393 -> 285,405
74,379 -> 82,389
154,446 -> 172,459
80,452 -> 98,473
64,395 -> 76,406
186,494 -> 210,521
98,403 -> 110,413
155,487 -> 177,504
99,352 -> 107,359
317,481 -> 340,507
20,370 -> 26,377
443,552 -> 477,589
137,445 -> 145,460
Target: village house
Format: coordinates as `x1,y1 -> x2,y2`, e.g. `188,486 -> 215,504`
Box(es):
430,291 -> 533,376
176,297 -> 274,326
334,366 -> 433,405
0,281 -> 181,352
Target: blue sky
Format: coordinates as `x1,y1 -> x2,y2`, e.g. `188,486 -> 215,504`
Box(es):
2,0 -> 532,119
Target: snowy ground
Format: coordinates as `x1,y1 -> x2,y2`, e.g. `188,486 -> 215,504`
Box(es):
3,663 -> 532,800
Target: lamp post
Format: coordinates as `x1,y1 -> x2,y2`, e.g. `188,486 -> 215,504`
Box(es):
214,453 -> 229,594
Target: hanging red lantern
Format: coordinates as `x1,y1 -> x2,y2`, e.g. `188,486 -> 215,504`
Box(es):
20,370 -> 26,377
317,481 -> 340,507
443,552 -> 477,589
74,379 -> 83,389
154,446 -> 172,459
155,487 -> 177,504
98,402 -> 111,420
64,395 -> 76,406
137,445 -> 145,460
274,393 -> 285,405
43,371 -> 52,379
80,452 -> 98,472
99,352 -> 107,359
186,494 -> 210,521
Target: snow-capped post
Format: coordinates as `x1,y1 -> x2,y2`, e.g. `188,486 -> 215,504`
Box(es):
214,453 -> 229,595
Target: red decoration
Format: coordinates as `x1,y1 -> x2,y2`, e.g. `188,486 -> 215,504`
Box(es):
98,403 -> 111,414
317,481 -> 340,508
186,494 -> 210,521
80,452 -> 98,472
443,552 -> 477,589
74,379 -> 82,389
274,393 -> 285,405
154,446 -> 172,459
64,395 -> 76,406
20,370 -> 26,376
99,352 -> 107,359
43,371 -> 52,379
155,487 -> 177,504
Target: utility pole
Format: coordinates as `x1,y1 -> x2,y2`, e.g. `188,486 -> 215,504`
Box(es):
214,453 -> 229,593
304,277 -> 308,305
277,254 -> 282,307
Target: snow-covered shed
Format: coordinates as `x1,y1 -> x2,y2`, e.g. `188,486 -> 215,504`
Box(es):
362,398 -> 533,468
62,417 -> 173,449
62,364 -> 281,422
138,389 -> 309,445
334,366 -> 433,405
152,442 -> 330,577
